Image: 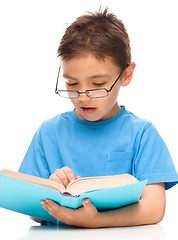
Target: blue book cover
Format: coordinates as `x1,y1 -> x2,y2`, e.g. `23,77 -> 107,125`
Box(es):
0,170 -> 147,224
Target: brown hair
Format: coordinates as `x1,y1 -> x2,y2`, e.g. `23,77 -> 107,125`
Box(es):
57,7 -> 131,69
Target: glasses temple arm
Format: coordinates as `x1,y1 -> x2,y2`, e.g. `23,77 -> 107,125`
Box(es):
108,66 -> 126,93
55,66 -> 61,93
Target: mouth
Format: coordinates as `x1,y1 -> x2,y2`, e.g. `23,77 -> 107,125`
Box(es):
80,107 -> 97,114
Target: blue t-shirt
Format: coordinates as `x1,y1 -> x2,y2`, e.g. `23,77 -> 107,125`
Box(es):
19,106 -> 178,190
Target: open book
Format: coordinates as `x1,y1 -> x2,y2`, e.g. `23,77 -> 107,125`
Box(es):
0,169 -> 147,224
0,169 -> 140,196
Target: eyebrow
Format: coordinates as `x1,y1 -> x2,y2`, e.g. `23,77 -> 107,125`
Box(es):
63,73 -> 110,81
63,74 -> 77,80
87,74 -> 110,80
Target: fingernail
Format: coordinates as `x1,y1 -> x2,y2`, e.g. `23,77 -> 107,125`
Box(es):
84,199 -> 90,205
42,205 -> 47,211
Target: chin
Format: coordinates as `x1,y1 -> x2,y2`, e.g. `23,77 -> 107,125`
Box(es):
84,115 -> 106,122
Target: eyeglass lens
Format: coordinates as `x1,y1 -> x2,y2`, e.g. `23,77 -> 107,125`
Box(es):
87,89 -> 108,98
58,89 -> 108,98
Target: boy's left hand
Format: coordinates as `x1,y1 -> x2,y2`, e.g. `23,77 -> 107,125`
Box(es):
41,198 -> 101,228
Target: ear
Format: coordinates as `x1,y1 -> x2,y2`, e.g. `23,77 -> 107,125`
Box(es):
122,62 -> 136,87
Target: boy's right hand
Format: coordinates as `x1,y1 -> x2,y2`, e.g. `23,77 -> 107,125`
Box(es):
49,167 -> 81,188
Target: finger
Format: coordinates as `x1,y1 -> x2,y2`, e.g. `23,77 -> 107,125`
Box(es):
75,176 -> 82,180
41,200 -> 56,212
41,199 -> 69,222
62,167 -> 75,183
49,174 -> 63,185
55,169 -> 70,188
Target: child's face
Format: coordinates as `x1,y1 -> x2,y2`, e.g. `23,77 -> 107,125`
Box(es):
61,53 -> 132,122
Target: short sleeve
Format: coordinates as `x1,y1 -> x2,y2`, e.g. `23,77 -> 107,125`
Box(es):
18,126 -> 50,179
133,123 -> 178,190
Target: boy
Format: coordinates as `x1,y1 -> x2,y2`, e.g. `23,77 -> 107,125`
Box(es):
19,8 -> 178,228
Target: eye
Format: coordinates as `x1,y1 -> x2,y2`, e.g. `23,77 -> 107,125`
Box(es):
93,82 -> 106,86
66,82 -> 78,86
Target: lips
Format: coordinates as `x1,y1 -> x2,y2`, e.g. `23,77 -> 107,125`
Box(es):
81,107 -> 97,114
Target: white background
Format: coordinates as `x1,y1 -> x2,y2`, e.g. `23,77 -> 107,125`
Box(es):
0,0 -> 177,239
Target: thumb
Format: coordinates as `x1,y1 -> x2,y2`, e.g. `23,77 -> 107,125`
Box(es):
83,199 -> 97,212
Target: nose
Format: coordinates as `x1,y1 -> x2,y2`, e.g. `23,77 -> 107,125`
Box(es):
78,91 -> 91,101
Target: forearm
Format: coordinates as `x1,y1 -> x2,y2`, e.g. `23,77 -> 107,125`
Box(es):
98,201 -> 160,227
98,184 -> 166,228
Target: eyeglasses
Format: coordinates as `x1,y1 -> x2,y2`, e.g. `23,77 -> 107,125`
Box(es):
55,65 -> 128,99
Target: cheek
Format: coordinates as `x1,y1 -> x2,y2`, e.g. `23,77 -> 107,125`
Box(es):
97,95 -> 117,112
103,89 -> 120,106
70,99 -> 78,107
102,93 -> 120,113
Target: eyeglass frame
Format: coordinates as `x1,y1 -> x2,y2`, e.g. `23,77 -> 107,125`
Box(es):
55,64 -> 129,99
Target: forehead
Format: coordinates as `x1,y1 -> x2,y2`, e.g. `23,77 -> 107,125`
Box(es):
60,53 -> 121,77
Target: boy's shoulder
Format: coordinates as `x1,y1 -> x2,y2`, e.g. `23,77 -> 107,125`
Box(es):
121,106 -> 152,129
125,109 -> 150,124
43,111 -> 71,123
39,111 -> 73,132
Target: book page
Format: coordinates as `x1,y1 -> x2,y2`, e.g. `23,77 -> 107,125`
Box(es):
0,170 -> 139,197
0,169 -> 65,192
67,174 -> 139,196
